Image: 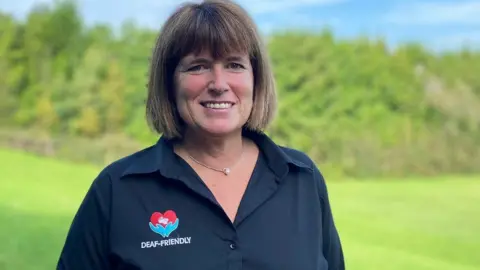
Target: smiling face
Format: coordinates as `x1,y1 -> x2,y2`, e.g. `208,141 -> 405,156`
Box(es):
174,51 -> 254,137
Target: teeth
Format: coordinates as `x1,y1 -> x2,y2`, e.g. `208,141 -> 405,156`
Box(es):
205,103 -> 232,109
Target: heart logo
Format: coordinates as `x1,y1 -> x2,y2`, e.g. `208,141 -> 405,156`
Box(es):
149,210 -> 179,237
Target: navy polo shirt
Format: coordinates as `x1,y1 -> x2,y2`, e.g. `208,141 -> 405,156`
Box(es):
57,130 -> 345,270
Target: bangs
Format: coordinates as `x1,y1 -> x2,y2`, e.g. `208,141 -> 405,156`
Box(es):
168,4 -> 256,60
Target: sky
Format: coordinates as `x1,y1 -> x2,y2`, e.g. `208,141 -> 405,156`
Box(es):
1,0 -> 480,52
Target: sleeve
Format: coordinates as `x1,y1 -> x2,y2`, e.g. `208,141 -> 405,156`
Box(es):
313,164 -> 345,270
57,169 -> 112,270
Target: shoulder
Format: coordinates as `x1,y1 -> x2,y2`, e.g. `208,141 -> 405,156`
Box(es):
94,145 -> 158,183
278,145 -> 316,170
109,146 -> 156,176
278,145 -> 329,194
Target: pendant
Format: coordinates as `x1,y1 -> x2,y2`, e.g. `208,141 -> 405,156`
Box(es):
222,168 -> 230,175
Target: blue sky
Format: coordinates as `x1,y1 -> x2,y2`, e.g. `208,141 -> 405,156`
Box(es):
2,0 -> 480,52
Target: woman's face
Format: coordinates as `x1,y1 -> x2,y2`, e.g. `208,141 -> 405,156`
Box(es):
174,50 -> 254,137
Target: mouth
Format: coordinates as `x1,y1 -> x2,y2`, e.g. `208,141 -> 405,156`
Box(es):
200,101 -> 235,109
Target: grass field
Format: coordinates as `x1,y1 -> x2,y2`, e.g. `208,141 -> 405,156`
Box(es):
0,148 -> 479,270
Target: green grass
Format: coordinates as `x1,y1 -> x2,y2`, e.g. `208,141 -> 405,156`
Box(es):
1,148 -> 479,270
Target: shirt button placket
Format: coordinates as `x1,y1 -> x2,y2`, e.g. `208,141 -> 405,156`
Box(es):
227,240 -> 242,270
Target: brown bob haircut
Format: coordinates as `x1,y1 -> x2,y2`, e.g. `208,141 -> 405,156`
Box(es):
146,0 -> 277,139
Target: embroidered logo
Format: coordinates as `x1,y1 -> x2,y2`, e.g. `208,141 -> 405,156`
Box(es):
149,210 -> 179,237
142,210 -> 191,249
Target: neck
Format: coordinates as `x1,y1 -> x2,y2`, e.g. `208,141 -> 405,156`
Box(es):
180,128 -> 245,169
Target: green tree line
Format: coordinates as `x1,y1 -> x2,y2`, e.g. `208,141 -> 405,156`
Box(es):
1,1 -> 479,178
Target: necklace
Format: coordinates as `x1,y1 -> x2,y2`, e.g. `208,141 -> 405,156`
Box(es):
185,144 -> 244,176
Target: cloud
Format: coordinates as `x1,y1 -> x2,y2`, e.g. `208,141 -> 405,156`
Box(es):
129,0 -> 345,31
147,0 -> 347,15
430,31 -> 480,51
0,0 -> 51,17
259,12 -> 341,34
238,0 -> 346,14
384,1 -> 480,25
145,0 -> 199,8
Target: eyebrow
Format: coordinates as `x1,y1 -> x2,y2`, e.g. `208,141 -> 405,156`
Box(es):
225,56 -> 248,63
187,58 -> 210,65
181,55 -> 249,68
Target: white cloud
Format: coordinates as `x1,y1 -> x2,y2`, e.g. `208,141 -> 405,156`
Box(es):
384,1 -> 480,25
146,0 -> 199,8
0,0 -> 51,17
146,0 -> 346,14
238,0 -> 346,14
429,31 -> 480,51
130,0 -> 346,30
1,0 -> 345,32
260,12 -> 340,34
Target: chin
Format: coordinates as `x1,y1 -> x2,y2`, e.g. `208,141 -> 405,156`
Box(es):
201,126 -> 239,136
195,121 -> 242,136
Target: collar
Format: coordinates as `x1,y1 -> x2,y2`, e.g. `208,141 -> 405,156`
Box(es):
121,129 -> 311,179
243,129 -> 311,178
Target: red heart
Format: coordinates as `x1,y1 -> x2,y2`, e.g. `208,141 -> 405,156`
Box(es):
150,210 -> 178,228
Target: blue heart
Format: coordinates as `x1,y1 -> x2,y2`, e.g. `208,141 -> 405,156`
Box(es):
149,218 -> 179,237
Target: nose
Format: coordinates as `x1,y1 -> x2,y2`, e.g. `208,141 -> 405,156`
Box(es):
208,64 -> 229,94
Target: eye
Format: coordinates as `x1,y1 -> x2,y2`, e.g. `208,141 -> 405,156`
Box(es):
187,65 -> 207,73
227,63 -> 245,70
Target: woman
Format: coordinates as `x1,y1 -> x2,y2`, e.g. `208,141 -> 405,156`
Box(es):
57,0 -> 345,269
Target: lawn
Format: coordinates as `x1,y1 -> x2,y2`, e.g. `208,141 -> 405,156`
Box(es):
0,148 -> 479,270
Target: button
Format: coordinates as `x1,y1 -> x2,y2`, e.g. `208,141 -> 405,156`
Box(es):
229,243 -> 236,250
